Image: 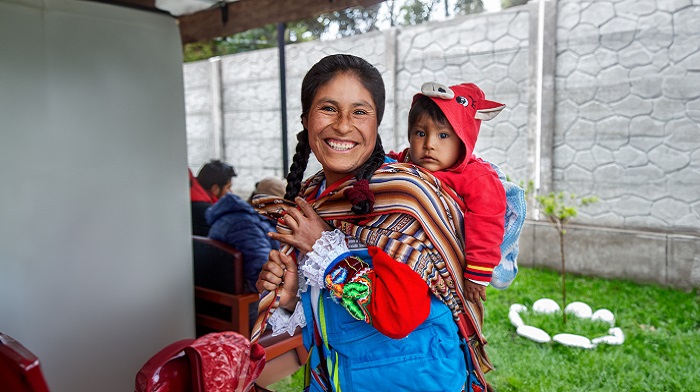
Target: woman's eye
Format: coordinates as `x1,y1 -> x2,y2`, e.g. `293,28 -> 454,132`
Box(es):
321,106 -> 336,112
354,109 -> 368,115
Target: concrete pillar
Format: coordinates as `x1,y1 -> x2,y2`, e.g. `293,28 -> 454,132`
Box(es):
527,0 -> 557,197
209,56 -> 225,160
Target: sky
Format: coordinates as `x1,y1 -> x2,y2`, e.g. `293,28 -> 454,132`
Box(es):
483,0 -> 502,12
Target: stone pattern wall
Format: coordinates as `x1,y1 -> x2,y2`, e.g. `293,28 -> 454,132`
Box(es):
553,0 -> 700,231
184,10 -> 529,196
393,11 -> 531,182
183,0 -> 700,287
184,60 -> 215,171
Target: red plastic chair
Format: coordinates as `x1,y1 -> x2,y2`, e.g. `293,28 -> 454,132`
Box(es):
135,332 -> 267,392
0,332 -> 51,392
134,338 -> 201,392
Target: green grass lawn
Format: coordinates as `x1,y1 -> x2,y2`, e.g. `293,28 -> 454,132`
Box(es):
268,267 -> 700,391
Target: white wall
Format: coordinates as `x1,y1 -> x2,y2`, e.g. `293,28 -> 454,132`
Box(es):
0,1 -> 194,390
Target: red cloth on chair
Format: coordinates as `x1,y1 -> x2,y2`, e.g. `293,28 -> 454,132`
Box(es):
190,332 -> 266,392
135,332 -> 266,392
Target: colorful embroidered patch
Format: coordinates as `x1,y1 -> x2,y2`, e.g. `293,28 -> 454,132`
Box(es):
329,267 -> 348,284
341,278 -> 372,323
323,255 -> 373,323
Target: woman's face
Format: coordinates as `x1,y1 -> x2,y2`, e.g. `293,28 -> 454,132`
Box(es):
303,72 -> 378,185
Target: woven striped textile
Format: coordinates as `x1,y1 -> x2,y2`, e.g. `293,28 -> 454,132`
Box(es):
249,163 -> 486,346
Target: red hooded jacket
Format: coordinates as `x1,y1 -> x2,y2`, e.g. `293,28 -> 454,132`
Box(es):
392,82 -> 507,284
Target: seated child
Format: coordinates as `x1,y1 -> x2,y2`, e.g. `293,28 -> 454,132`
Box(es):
389,82 -> 507,304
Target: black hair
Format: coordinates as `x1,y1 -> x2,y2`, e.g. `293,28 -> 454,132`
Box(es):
285,54 -> 386,214
408,95 -> 467,159
284,129 -> 312,201
408,95 -> 450,134
197,160 -> 236,191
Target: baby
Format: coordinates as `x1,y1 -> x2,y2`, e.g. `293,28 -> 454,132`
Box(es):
390,82 -> 507,304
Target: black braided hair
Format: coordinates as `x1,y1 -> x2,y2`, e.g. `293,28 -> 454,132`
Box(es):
284,129 -> 311,200
348,135 -> 386,214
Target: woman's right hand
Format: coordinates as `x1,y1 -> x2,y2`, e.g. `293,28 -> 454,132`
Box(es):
268,197 -> 331,253
255,249 -> 299,311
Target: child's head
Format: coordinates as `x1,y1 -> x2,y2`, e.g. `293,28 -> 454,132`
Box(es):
407,82 -> 505,172
408,96 -> 463,172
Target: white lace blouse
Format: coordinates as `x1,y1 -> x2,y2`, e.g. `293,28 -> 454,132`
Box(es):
267,229 -> 349,336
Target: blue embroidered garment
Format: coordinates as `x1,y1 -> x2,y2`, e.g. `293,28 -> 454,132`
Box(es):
487,162 -> 527,290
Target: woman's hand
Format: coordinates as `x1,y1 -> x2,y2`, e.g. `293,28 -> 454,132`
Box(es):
256,250 -> 299,311
269,197 -> 332,253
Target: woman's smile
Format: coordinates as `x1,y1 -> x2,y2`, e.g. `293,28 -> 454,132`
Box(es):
325,138 -> 358,151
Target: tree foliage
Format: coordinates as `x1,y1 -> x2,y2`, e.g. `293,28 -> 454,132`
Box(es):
454,0 -> 484,15
319,3 -> 383,36
183,1 -> 489,62
501,0 -> 529,9
398,0 -> 438,25
183,20 -> 324,62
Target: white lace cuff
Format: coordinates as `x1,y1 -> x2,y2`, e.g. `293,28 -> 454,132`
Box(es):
468,278 -> 489,287
300,229 -> 349,288
267,299 -> 306,337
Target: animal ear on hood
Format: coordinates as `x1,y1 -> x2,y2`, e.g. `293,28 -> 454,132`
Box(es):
420,81 -> 506,121
475,99 -> 506,121
420,82 -> 455,100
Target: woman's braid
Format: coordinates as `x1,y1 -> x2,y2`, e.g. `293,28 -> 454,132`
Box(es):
284,130 -> 311,200
344,136 -> 386,214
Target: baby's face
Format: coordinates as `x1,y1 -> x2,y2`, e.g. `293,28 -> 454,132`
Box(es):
408,115 -> 462,172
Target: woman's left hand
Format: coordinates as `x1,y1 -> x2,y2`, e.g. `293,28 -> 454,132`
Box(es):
269,197 -> 331,253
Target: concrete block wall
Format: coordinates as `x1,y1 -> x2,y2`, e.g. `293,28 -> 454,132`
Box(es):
519,222 -> 700,288
184,60 -> 216,169
183,0 -> 700,288
533,0 -> 699,288
184,10 -> 526,196
393,10 -> 531,182
553,0 -> 700,232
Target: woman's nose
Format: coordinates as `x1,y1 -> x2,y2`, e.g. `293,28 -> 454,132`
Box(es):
333,113 -> 352,133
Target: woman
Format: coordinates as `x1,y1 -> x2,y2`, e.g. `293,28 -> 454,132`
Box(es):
254,54 -> 491,392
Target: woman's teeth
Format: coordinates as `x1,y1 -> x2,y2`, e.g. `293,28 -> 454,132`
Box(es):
327,140 -> 355,151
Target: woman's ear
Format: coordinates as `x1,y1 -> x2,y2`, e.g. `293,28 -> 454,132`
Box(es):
301,115 -> 308,130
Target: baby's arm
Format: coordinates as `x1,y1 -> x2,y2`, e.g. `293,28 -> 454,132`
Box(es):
463,279 -> 487,303
462,162 -> 507,284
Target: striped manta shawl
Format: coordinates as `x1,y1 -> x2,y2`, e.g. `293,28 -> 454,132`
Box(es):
252,163 -> 486,342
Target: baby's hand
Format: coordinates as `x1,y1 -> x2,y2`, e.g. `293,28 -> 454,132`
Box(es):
463,280 -> 487,304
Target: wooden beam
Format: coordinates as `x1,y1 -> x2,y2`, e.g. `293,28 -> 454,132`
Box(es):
178,0 -> 386,44
91,0 -> 159,12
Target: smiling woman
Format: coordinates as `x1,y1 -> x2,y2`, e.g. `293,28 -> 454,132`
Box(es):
303,72 -> 378,185
252,54 -> 494,391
